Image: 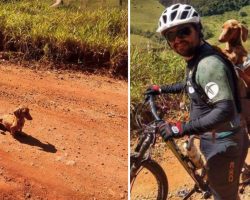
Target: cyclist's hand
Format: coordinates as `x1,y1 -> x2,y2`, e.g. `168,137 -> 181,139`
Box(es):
145,85 -> 161,95
157,121 -> 184,141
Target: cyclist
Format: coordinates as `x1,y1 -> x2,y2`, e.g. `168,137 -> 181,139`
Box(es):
146,3 -> 249,200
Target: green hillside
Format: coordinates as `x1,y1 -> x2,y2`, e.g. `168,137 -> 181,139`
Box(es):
131,0 -> 250,50
131,0 -> 164,31
159,0 -> 250,16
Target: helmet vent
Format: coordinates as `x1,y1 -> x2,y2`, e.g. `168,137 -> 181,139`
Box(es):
192,12 -> 198,17
185,6 -> 191,10
163,15 -> 167,23
180,11 -> 188,19
172,4 -> 180,10
170,11 -> 177,21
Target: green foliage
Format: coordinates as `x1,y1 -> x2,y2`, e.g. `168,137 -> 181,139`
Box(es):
0,0 -> 128,77
239,11 -> 248,17
202,25 -> 214,40
58,0 -> 128,10
195,0 -> 250,16
130,47 -> 185,103
159,0 -> 250,16
131,26 -> 165,43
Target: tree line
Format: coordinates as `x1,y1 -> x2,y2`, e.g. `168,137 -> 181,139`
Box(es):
159,0 -> 250,16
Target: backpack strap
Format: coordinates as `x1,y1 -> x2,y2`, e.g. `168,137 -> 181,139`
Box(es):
191,43 -> 242,113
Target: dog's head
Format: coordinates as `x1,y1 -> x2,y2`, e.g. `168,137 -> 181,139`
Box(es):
219,19 -> 248,43
14,106 -> 33,120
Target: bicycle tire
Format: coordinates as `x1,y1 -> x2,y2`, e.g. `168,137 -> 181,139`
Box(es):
130,158 -> 168,200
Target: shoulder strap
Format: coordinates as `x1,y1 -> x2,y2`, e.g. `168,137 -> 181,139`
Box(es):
191,45 -> 217,107
191,43 -> 241,113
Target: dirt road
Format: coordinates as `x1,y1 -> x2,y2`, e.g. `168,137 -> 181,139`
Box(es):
131,140 -> 250,200
0,63 -> 128,200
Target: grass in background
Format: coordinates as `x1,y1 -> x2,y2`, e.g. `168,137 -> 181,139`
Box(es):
130,0 -> 164,48
0,0 -> 128,77
62,0 -> 128,9
130,48 -> 185,103
131,0 -> 164,31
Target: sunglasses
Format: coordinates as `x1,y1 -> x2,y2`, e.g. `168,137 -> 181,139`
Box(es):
164,26 -> 192,42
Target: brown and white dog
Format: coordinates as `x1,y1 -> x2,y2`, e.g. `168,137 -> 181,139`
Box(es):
0,106 -> 33,136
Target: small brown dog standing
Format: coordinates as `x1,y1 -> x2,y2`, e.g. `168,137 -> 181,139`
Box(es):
0,106 -> 33,136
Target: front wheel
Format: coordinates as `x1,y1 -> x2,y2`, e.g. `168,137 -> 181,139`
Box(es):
130,157 -> 168,200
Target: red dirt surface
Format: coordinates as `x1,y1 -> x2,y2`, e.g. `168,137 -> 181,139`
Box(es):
0,63 -> 128,200
131,140 -> 250,200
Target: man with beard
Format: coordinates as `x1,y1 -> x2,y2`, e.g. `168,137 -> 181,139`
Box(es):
146,3 -> 249,200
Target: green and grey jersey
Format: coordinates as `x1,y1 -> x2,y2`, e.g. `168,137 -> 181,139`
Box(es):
160,43 -> 240,136
160,43 -> 243,160
196,55 -> 234,103
183,43 -> 240,135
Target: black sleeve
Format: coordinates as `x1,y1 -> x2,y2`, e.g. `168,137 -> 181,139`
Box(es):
182,100 -> 235,135
160,82 -> 185,94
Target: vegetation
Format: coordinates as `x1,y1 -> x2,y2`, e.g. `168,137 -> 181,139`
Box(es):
159,0 -> 250,16
0,0 -> 128,77
130,48 -> 185,103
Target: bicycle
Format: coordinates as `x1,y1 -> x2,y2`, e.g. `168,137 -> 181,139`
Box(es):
130,94 -> 250,200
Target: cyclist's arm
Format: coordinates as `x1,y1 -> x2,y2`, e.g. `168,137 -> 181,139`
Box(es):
183,100 -> 234,134
182,56 -> 236,134
160,82 -> 185,94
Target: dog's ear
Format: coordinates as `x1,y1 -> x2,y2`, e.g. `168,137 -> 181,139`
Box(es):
240,24 -> 248,42
22,107 -> 33,120
14,108 -> 21,117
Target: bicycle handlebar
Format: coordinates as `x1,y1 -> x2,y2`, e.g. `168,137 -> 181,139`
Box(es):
146,94 -> 161,121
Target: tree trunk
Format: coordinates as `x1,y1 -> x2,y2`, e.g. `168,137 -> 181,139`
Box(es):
51,0 -> 63,8
119,0 -> 122,7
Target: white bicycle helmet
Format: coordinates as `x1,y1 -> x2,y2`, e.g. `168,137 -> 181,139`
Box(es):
157,4 -> 200,34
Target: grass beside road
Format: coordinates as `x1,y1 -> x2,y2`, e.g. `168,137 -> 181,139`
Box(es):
0,0 -> 128,77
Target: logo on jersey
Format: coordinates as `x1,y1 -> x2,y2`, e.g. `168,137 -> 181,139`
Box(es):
188,86 -> 195,94
205,82 -> 219,99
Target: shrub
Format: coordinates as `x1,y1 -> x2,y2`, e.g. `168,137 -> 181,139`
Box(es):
202,25 -> 214,40
239,11 -> 248,17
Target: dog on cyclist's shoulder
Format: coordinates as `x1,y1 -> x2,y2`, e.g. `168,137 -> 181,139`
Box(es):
0,106 -> 33,136
218,19 -> 250,88
218,19 -> 248,67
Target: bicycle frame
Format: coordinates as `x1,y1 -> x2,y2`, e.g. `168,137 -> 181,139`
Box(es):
131,94 -> 250,199
131,95 -> 211,199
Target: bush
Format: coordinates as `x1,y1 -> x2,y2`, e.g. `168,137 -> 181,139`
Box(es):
239,11 -> 248,17
202,25 -> 214,40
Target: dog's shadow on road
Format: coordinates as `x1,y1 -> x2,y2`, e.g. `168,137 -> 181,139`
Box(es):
13,132 -> 57,153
